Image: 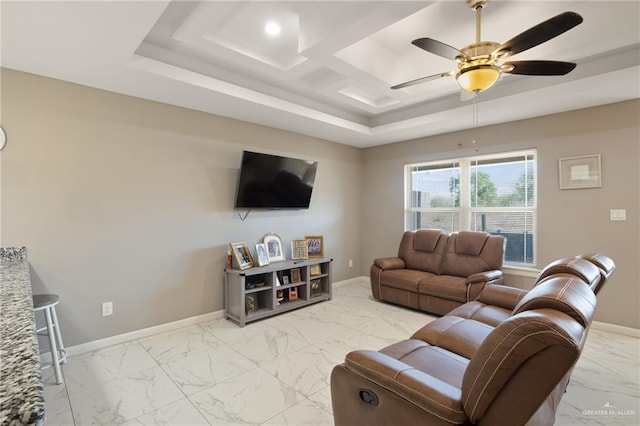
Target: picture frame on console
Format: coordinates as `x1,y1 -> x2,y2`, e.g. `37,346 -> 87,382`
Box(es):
263,233 -> 285,262
310,264 -> 321,276
255,243 -> 270,267
305,235 -> 324,258
291,239 -> 308,260
230,241 -> 254,270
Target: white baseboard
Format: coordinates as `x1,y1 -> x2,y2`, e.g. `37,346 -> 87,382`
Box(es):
60,277 -> 369,358
333,276 -> 368,288
591,321 -> 640,338
64,310 -> 224,358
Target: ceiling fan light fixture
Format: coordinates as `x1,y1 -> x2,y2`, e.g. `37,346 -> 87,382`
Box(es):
456,64 -> 501,93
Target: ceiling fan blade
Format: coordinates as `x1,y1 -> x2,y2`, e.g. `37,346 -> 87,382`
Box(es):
503,60 -> 577,76
391,71 -> 454,90
412,38 -> 464,60
495,11 -> 583,57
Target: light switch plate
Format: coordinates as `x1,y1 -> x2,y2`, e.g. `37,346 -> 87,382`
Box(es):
610,209 -> 626,221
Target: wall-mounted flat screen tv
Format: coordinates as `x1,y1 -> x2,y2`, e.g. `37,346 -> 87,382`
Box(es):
235,151 -> 318,209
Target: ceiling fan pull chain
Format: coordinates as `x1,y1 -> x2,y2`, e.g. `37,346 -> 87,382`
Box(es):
472,93 -> 479,151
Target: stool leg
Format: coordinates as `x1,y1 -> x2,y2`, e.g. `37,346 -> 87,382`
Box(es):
50,305 -> 67,364
44,307 -> 63,384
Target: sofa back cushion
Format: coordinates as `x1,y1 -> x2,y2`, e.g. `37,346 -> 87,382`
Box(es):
440,232 -> 504,278
576,253 -> 616,294
398,230 -> 447,274
535,257 -> 601,293
514,276 -> 596,328
461,307 -> 586,425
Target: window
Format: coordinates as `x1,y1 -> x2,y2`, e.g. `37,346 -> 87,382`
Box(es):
405,150 -> 536,267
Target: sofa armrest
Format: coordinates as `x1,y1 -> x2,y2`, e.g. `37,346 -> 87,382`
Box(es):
373,257 -> 405,271
465,270 -> 503,285
465,270 -> 504,302
344,350 -> 467,424
477,284 -> 529,311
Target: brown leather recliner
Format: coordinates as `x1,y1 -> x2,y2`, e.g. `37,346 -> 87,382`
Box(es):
371,230 -> 505,316
332,255 -> 613,426
426,254 -> 613,328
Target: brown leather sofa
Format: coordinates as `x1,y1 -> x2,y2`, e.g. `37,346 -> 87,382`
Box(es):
332,255 -> 614,426
370,230 -> 505,316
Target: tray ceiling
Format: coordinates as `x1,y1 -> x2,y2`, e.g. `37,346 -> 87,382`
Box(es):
2,1 -> 639,147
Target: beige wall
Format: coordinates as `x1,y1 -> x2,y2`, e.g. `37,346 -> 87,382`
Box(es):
1,69 -> 363,346
362,100 -> 640,329
2,69 -> 638,347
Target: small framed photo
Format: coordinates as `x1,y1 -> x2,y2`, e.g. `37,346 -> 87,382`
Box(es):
305,235 -> 324,258
230,241 -> 254,270
282,275 -> 290,285
263,233 -> 285,262
291,239 -> 308,260
289,287 -> 298,301
245,294 -> 258,314
290,268 -> 301,283
310,279 -> 322,297
255,243 -> 270,267
559,154 -> 602,190
310,264 -> 322,276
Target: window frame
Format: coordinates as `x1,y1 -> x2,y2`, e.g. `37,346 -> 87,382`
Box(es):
405,149 -> 537,267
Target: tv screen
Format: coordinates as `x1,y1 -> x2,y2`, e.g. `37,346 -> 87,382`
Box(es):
235,151 -> 318,209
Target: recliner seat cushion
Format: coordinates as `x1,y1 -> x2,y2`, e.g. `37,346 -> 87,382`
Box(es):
412,317 -> 494,360
418,274 -> 467,303
378,339 -> 469,389
380,269 -> 437,292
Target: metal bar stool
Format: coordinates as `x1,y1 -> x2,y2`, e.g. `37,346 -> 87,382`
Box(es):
33,294 -> 67,384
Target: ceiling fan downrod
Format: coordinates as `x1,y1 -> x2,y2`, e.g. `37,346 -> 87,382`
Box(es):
468,0 -> 488,45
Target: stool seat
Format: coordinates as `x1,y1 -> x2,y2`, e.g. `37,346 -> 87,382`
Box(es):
32,293 -> 66,384
33,294 -> 59,309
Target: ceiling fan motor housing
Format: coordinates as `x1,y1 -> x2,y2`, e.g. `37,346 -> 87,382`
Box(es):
456,41 -> 502,92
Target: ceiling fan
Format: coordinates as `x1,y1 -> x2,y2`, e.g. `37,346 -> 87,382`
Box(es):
391,0 -> 583,93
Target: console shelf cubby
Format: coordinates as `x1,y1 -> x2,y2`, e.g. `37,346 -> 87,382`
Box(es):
224,258 -> 332,327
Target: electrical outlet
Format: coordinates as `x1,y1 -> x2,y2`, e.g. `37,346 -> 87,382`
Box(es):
348,259 -> 353,268
102,302 -> 113,317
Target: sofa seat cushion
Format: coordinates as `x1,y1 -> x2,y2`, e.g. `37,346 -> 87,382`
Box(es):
411,317 -> 494,359
380,269 -> 437,292
378,339 -> 468,389
418,274 -> 467,302
447,302 -> 511,327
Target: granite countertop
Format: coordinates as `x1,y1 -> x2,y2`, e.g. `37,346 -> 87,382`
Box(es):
0,247 -> 45,426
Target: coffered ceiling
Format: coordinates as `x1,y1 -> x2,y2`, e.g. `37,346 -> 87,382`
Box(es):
2,1 -> 639,147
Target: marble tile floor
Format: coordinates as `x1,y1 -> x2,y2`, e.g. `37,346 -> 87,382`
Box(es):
41,280 -> 639,425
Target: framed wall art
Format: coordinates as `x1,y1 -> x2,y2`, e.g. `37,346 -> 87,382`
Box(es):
263,233 -> 285,262
559,154 -> 602,190
255,243 -> 270,267
305,235 -> 324,258
230,241 -> 254,270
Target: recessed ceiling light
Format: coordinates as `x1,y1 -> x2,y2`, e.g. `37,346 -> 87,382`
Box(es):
264,21 -> 281,36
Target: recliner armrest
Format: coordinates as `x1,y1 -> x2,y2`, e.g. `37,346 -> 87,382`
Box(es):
373,257 -> 405,270
465,270 -> 503,285
344,349 -> 466,424
476,284 -> 529,311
